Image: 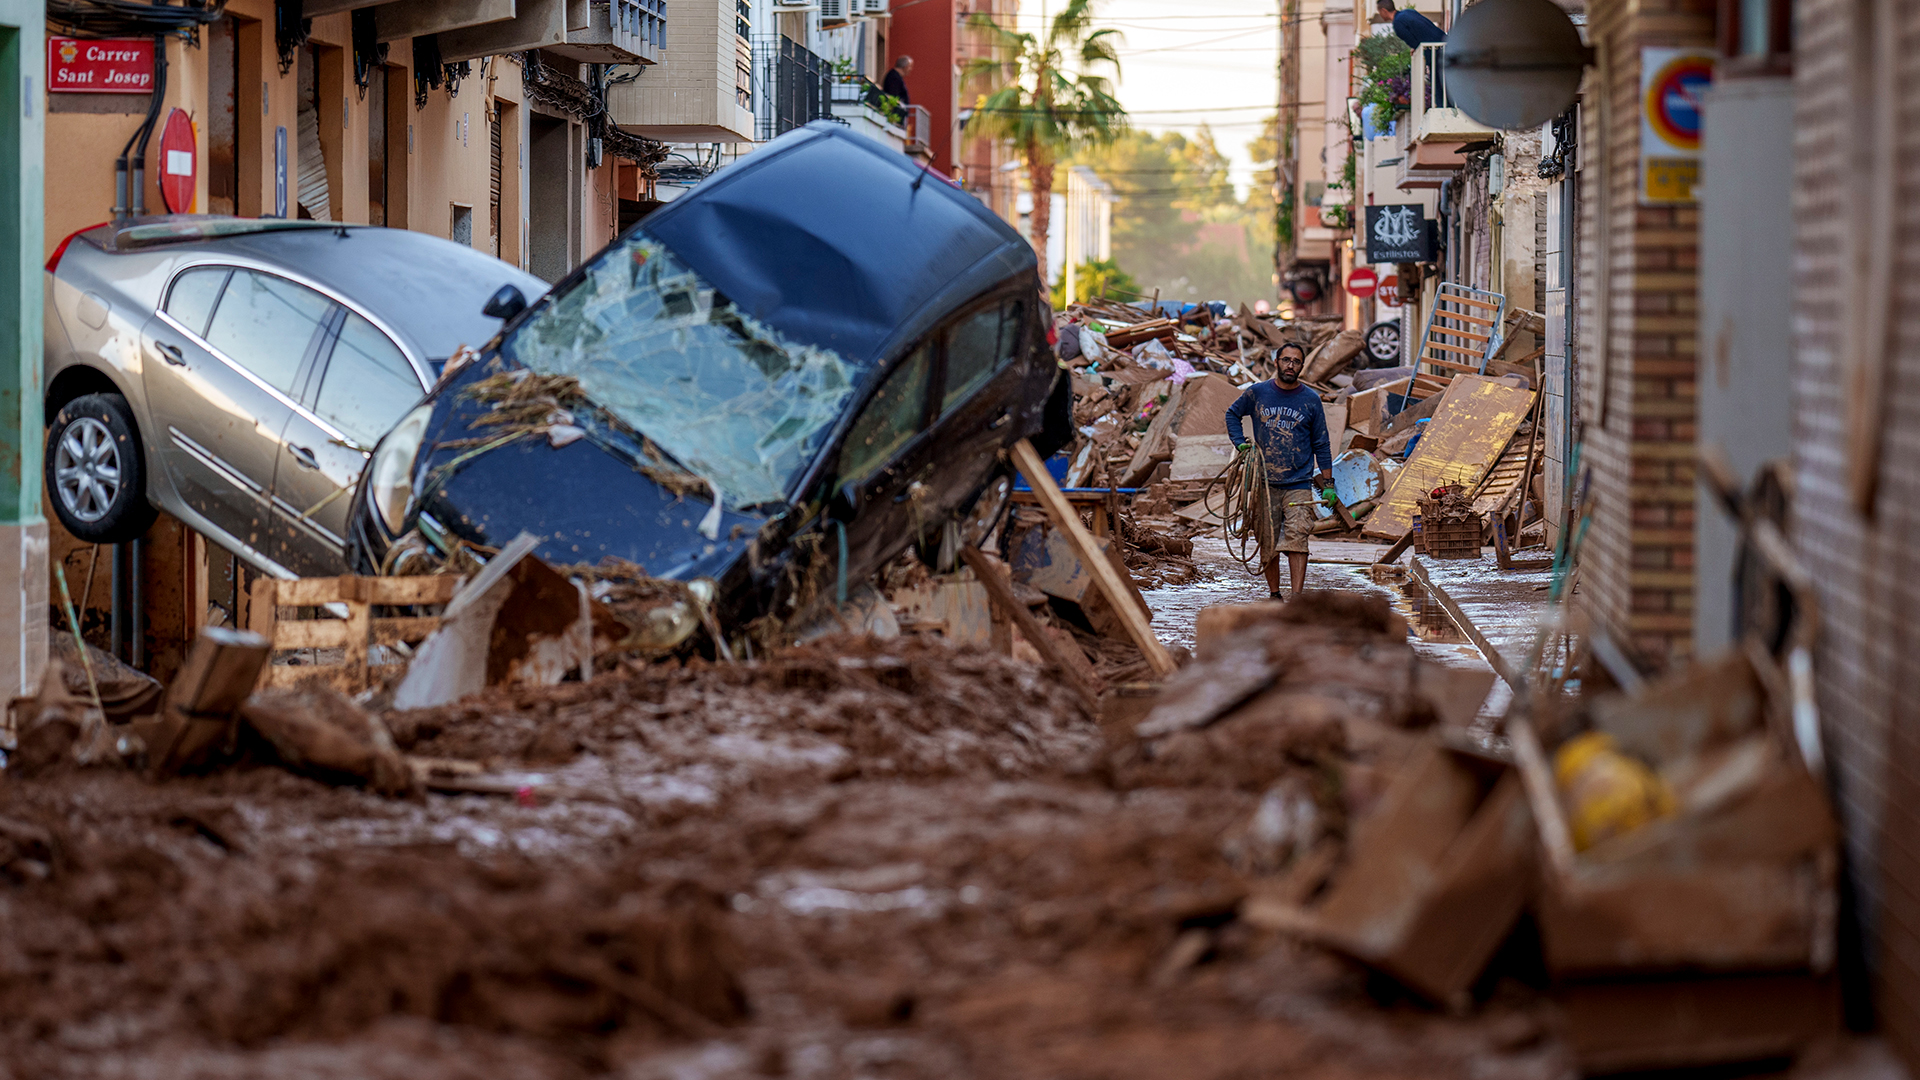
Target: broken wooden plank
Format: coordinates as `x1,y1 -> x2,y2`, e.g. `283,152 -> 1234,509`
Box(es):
1013,439 -> 1177,677
960,546 -> 1099,709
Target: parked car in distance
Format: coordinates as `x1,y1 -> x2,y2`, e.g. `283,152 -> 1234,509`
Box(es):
1364,318 -> 1403,366
347,122 -> 1072,632
44,216 -> 547,578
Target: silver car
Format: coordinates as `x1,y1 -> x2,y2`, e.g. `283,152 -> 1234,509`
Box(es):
44,216 -> 545,578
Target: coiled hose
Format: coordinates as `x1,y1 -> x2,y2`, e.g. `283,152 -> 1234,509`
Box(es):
1204,444 -> 1274,573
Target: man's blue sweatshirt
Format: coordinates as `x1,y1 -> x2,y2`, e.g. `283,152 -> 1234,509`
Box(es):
1224,380 -> 1332,489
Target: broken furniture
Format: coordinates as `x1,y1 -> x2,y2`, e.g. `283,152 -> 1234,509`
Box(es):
247,574 -> 463,693
1510,649 -> 1840,1073
1243,739 -> 1535,1010
1365,375 -> 1535,542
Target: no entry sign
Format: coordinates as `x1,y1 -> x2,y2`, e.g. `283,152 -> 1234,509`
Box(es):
159,108 -> 196,213
1347,266 -> 1378,298
48,37 -> 153,94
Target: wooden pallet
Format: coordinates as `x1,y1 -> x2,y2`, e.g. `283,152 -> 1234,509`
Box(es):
246,575 -> 463,692
1471,427 -> 1536,516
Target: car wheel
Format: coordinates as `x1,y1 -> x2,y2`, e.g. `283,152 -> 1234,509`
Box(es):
1364,320 -> 1403,366
46,393 -> 157,543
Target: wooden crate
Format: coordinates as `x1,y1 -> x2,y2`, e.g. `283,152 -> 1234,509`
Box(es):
1412,510 -> 1482,559
246,575 -> 462,692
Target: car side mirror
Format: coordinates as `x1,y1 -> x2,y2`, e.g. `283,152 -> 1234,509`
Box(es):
482,284 -> 527,321
827,482 -> 861,523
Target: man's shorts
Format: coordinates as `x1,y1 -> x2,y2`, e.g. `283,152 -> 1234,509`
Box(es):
1266,485 -> 1315,556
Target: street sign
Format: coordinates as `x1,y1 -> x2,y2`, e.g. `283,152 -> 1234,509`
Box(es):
1640,48 -> 1713,204
1377,274 -> 1401,308
1347,266 -> 1378,298
159,108 -> 196,214
48,37 -> 152,94
1365,204 -> 1437,264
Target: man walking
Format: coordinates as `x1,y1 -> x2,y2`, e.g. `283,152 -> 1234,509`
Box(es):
1225,341 -> 1333,600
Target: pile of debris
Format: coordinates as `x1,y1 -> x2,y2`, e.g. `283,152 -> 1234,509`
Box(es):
1053,298 -> 1551,566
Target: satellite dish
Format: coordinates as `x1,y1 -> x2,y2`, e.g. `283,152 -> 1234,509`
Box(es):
1443,0 -> 1591,130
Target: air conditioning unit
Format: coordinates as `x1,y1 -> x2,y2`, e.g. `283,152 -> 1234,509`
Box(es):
862,0 -> 888,14
818,0 -> 848,21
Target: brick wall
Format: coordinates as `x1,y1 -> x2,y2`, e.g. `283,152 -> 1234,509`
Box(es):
1792,0 -> 1920,1061
1574,0 -> 1712,667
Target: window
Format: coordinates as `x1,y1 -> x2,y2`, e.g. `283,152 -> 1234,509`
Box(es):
1717,0 -> 1790,73
166,267 -> 230,337
840,344 -> 932,483
314,313 -> 421,447
204,270 -> 333,394
942,299 -> 1023,413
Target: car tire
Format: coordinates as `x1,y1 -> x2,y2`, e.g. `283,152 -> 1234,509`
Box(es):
1364,319 -> 1403,367
46,392 -> 157,543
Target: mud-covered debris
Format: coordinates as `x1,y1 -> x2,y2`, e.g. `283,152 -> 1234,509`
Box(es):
240,685 -> 415,795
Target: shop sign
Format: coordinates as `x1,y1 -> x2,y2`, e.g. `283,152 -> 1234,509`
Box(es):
48,37 -> 153,94
1365,204 -> 1436,264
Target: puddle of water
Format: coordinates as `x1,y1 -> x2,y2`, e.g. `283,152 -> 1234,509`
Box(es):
1395,579 -> 1469,644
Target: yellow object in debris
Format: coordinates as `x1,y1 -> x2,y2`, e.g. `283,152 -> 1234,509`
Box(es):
1553,732 -> 1675,851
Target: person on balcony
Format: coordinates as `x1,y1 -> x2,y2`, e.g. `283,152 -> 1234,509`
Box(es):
883,56 -> 912,105
1376,0 -> 1445,48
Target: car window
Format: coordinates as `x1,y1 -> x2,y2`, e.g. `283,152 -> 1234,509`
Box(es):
313,313 -> 422,447
941,298 -> 1023,413
165,267 -> 229,337
840,343 -> 932,484
204,270 -> 332,394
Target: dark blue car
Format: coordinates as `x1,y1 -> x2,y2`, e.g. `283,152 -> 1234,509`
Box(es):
347,122 -> 1071,629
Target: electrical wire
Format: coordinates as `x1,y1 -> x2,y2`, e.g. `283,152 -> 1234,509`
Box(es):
49,0 -> 224,39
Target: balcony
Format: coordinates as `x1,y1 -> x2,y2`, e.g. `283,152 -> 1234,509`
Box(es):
543,0 -> 666,64
828,75 -> 907,152
1408,42 -> 1496,145
901,104 -> 930,157
753,35 -> 832,142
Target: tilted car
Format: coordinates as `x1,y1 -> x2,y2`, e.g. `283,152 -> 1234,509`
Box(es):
44,216 -> 546,577
347,122 -> 1072,630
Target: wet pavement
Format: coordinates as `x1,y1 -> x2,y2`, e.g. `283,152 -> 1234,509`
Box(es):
1142,533 -> 1556,722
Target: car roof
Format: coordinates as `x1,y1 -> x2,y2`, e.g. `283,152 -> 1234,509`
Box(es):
79,217 -> 546,361
640,122 -> 1038,367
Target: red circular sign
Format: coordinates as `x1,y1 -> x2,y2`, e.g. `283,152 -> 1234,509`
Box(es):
158,108 -> 196,214
1376,274 -> 1401,307
1347,266 -> 1378,298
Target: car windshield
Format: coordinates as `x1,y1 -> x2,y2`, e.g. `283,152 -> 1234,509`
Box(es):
499,234 -> 857,508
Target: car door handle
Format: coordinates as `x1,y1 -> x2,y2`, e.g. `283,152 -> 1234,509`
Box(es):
289,444 -> 320,470
155,341 -> 187,367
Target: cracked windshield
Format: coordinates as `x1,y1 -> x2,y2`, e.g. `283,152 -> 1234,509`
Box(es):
501,235 -> 856,508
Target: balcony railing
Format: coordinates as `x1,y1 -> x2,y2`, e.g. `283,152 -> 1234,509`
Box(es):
1410,42 -> 1495,143
753,35 -> 834,141
902,104 -> 930,156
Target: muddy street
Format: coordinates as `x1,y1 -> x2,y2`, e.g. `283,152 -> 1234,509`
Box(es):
0,588 -> 1575,1080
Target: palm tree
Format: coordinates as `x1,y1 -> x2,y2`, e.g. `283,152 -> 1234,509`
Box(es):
963,0 -> 1127,260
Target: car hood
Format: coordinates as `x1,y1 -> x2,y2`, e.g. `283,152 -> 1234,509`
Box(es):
410,366 -> 771,587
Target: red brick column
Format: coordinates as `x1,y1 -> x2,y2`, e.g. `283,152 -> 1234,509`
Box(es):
1575,0 -> 1713,667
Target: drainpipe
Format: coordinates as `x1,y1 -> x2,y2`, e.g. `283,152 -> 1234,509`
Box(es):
114,34 -> 170,221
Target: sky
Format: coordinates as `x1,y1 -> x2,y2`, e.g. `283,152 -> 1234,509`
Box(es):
1010,0 -> 1280,200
